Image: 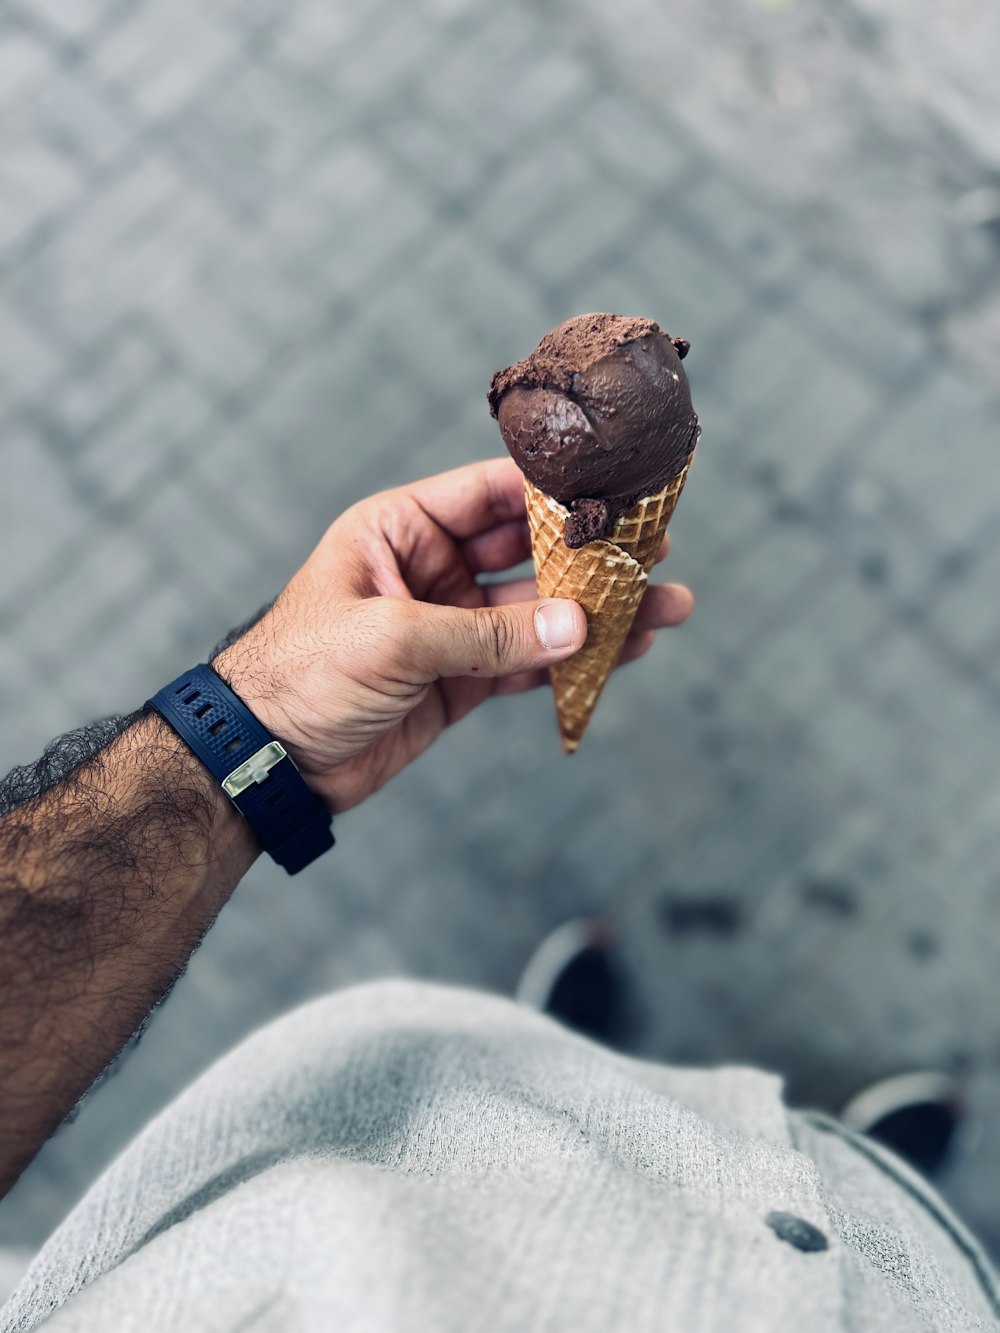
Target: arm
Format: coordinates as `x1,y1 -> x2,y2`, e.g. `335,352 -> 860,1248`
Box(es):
0,458 -> 693,1194
0,714 -> 257,1195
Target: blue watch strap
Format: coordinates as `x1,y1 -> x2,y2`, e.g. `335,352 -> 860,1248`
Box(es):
148,665 -> 334,875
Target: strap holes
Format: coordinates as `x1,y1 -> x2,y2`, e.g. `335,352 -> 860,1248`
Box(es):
183,690 -> 201,705
195,703 -> 212,719
209,720 -> 227,736
265,792 -> 281,806
174,682 -> 192,695
224,737 -> 242,755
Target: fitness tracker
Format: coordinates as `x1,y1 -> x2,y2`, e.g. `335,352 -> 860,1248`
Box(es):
148,665 -> 334,875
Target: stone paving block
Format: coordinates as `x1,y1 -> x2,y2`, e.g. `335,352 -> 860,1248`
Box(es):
810,467 -> 943,608
803,896 -> 989,1081
179,425 -> 314,575
329,8 -> 444,108
654,447 -> 766,580
73,373 -> 215,505
702,308 -> 824,420
12,523 -> 155,670
406,400 -> 498,484
477,142 -> 602,250
13,158 -> 192,345
561,260 -> 674,338
29,68 -> 138,168
0,306 -> 58,411
681,174 -> 802,292
360,281 -> 486,405
0,136 -> 80,251
945,284 -> 1000,396
57,581 -> 213,727
916,771 -> 1000,910
927,531 -> 1000,661
246,335 -> 423,515
685,521 -> 827,663
92,1 -> 236,119
732,814 -> 891,992
859,624 -> 997,800
416,230 -> 548,369
0,427 -> 90,617
866,368 -> 1000,546
632,224 -> 753,358
194,240 -> 325,350
45,320 -> 164,439
414,0 -> 473,18
0,27 -> 54,116
168,62 -> 345,208
270,3 -> 371,76
0,639 -> 41,774
134,474 -> 277,626
156,288 -> 274,396
525,184 -> 647,288
741,582 -> 871,717
56,156 -> 184,262
372,100 -> 487,203
268,144 -> 436,301
484,49 -> 590,151
19,0 -> 119,41
631,716 -> 838,905
573,91 -> 693,193
786,265 -> 931,385
426,9 -> 586,153
739,349 -> 882,498
806,676 -> 939,827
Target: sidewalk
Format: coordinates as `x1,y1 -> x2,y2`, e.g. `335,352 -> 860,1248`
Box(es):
1,0 -> 999,1254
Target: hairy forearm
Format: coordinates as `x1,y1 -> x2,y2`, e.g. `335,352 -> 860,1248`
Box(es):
0,713 -> 258,1194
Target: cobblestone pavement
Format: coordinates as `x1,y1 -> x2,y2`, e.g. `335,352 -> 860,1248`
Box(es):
2,0 -> 1000,1259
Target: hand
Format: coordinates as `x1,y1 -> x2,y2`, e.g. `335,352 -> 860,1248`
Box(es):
215,458 -> 693,811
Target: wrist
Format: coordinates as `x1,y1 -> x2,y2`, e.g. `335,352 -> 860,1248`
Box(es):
212,642 -> 307,763
148,664 -> 335,875
129,713 -> 261,878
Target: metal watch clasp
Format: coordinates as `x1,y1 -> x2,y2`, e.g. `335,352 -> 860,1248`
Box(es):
222,741 -> 287,798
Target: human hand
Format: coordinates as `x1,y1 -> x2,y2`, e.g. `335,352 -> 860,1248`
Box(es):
215,458 -> 693,812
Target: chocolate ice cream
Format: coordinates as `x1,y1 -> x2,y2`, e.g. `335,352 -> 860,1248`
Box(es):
488,313 -> 699,547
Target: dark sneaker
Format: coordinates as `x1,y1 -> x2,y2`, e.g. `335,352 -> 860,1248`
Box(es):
515,919 -> 630,1047
841,1072 -> 964,1177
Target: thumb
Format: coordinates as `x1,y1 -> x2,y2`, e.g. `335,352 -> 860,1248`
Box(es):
402,597 -> 587,680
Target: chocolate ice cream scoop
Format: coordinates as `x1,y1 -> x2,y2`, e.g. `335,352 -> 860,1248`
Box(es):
488,313 -> 699,547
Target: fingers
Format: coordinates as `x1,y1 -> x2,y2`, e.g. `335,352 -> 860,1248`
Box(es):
654,531 -> 671,565
398,596 -> 588,681
616,629 -> 656,666
495,627 -> 656,696
484,578 -> 537,606
401,457 -> 525,541
631,582 -> 694,630
493,627 -> 657,697
491,583 -> 693,698
486,578 -> 694,628
463,518 -> 531,574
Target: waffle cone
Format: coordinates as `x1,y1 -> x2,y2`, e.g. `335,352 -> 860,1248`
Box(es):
525,457 -> 693,753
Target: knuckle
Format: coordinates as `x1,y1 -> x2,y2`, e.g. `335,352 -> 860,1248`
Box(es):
476,608 -> 517,670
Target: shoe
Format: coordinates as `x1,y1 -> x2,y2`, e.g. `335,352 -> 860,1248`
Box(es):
840,1071 -> 964,1177
515,918 -> 630,1047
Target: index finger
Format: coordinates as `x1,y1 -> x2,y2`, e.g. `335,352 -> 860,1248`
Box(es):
402,457 -> 525,540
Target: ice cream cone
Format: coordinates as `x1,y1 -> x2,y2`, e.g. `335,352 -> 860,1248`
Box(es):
525,456 -> 693,753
